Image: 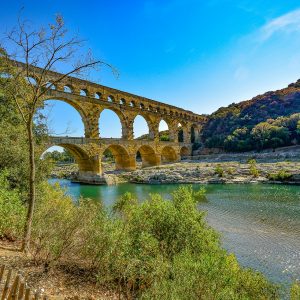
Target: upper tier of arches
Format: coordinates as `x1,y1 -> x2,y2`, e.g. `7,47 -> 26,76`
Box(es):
2,63 -> 203,125
42,96 -> 200,143
41,78 -> 203,124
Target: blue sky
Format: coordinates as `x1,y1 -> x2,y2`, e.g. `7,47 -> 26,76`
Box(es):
2,0 -> 300,139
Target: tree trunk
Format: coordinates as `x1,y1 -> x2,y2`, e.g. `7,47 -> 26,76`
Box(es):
21,119 -> 36,253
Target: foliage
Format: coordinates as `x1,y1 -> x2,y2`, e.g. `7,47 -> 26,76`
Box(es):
31,183 -> 82,264
214,164 -> 224,177
43,149 -> 74,164
251,122 -> 290,150
0,184 -> 279,298
290,282 -> 300,300
224,127 -> 253,152
201,80 -> 300,152
0,171 -> 25,240
248,159 -> 260,178
159,130 -> 170,141
227,167 -> 236,175
267,170 -> 293,182
0,13 -> 108,252
0,87 -> 50,191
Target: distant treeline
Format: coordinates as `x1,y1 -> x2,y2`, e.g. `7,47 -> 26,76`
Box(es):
201,80 -> 300,152
43,149 -> 74,163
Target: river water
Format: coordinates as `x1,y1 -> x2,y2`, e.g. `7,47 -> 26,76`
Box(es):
50,179 -> 300,290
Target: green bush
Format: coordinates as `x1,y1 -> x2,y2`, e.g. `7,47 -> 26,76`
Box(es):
248,159 -> 260,178
31,182 -> 83,264
267,170 -> 293,181
247,158 -> 257,164
227,167 -> 236,175
214,164 -> 224,177
291,282 -> 300,300
92,186 -> 277,298
0,171 -> 25,240
1,182 -> 279,298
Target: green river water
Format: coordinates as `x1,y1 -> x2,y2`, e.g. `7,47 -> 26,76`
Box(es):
50,179 -> 300,290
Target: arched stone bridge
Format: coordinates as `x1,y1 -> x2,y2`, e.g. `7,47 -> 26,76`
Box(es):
31,65 -> 205,183
48,136 -> 193,183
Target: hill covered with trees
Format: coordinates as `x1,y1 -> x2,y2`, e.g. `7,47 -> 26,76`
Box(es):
201,80 -> 300,152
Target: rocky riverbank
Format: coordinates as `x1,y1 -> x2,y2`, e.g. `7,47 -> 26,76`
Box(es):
121,161 -> 300,184
51,160 -> 300,185
50,163 -> 79,179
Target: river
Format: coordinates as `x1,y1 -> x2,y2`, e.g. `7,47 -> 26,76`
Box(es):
50,179 -> 300,291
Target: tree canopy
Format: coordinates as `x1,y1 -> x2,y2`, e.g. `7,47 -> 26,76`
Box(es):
201,82 -> 300,151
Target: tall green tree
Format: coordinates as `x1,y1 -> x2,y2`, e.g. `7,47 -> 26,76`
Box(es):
251,122 -> 272,150
0,15 -> 112,252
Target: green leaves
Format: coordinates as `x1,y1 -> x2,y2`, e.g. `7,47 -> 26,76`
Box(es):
0,182 -> 279,298
0,171 -> 25,240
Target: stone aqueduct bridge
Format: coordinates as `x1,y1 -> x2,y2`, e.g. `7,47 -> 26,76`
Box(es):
38,68 -> 205,182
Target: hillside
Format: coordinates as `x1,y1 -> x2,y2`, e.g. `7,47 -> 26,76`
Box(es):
201,79 -> 300,151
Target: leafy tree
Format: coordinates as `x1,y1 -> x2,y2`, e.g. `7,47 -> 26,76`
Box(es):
251,122 -> 289,150
0,14 -> 112,252
43,149 -> 74,163
224,127 -> 253,152
297,120 -> 300,136
0,83 -> 50,190
251,122 -> 271,150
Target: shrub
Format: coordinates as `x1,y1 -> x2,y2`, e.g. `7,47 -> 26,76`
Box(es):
5,183 -> 278,299
247,158 -> 257,164
31,182 -> 83,264
0,171 -> 25,240
214,164 -> 224,177
267,170 -> 293,181
248,159 -> 260,178
93,186 -> 278,298
291,282 -> 300,300
227,167 -> 236,175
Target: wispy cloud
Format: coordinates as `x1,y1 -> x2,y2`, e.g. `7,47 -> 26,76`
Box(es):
234,66 -> 249,81
259,8 -> 300,41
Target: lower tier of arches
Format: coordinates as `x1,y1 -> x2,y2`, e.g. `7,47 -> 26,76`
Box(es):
44,142 -> 192,183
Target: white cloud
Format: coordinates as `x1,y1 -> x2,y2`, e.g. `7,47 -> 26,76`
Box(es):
259,8 -> 300,41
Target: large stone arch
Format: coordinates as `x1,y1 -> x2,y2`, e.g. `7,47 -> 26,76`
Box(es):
161,146 -> 179,163
137,145 -> 161,167
158,118 -> 171,141
98,106 -> 136,140
98,106 -> 127,139
42,95 -> 99,138
190,123 -> 201,143
43,95 -> 87,122
45,143 -> 102,182
131,113 -> 157,140
180,146 -> 191,160
102,144 -> 136,171
177,122 -> 190,143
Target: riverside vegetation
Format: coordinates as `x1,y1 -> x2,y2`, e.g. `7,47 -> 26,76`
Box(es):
1,78 -> 298,299
0,174 -> 284,299
1,14 -> 300,300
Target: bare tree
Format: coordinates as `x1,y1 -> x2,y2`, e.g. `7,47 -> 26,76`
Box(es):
0,14 -> 114,252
